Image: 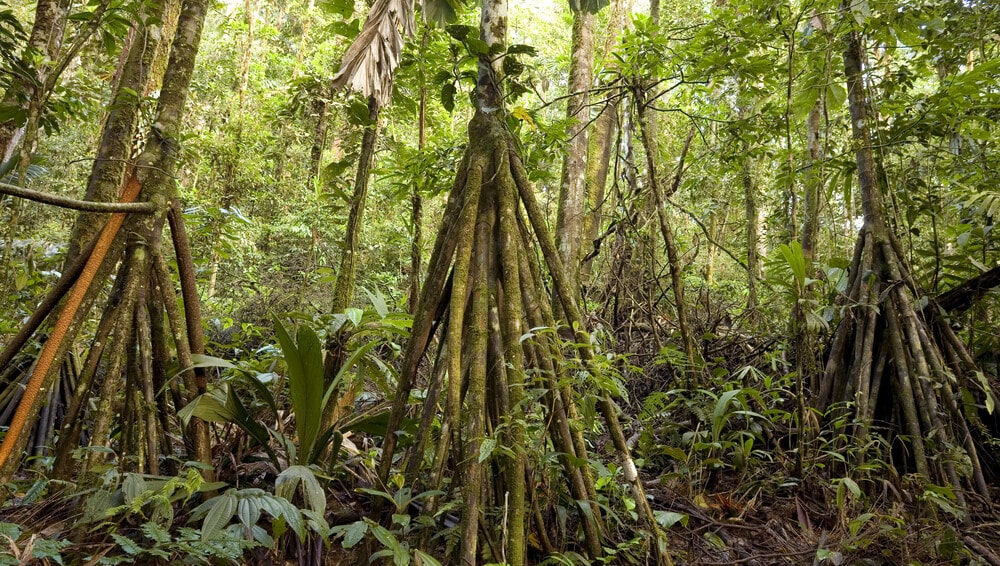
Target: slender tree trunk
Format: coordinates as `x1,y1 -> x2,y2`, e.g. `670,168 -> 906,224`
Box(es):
238,0 -> 258,110
64,8 -> 165,265
331,96 -> 379,313
796,22 -> 825,393
0,0 -> 70,161
555,8 -> 595,291
410,34 -> 428,312
580,0 -> 626,283
634,88 -> 698,372
742,159 -> 759,311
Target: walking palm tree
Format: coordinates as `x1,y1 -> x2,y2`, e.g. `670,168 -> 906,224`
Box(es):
333,0 -> 673,563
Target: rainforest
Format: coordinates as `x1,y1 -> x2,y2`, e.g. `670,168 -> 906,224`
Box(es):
0,0 -> 998,563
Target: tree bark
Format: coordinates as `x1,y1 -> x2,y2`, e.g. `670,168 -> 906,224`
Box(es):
0,0 -> 70,161
331,96 -> 379,313
555,8 -> 595,291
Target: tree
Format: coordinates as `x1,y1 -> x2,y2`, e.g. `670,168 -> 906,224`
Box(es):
816,2 -> 992,502
554,0 -> 596,292
0,0 -> 214,482
334,0 -> 673,561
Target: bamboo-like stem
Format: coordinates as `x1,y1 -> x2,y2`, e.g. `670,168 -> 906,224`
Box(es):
460,167 -> 493,566
148,278 -> 178,474
883,301 -> 930,478
510,145 -> 672,565
634,87 -> 697,377
153,252 -> 208,463
136,295 -> 161,475
377,155 -> 470,485
497,149 -> 527,566
429,158 -> 483,497
0,174 -> 142,481
51,270 -> 128,480
84,241 -> 147,475
167,202 -> 213,470
516,214 -> 604,547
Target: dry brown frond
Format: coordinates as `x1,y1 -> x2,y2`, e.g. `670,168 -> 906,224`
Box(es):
331,0 -> 415,107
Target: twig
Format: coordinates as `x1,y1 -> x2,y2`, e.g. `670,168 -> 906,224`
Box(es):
665,196 -> 749,271
0,182 -> 155,213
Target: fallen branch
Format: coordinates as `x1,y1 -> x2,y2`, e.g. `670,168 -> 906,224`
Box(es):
0,182 -> 156,213
931,265 -> 1000,316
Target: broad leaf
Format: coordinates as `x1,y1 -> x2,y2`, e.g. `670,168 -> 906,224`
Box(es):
274,317 -> 326,465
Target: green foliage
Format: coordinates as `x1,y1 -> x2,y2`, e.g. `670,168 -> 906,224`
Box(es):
331,477 -> 444,566
180,297 -> 409,471
273,317 -> 326,465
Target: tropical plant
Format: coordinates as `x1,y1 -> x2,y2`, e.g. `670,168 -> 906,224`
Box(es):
178,304 -> 407,471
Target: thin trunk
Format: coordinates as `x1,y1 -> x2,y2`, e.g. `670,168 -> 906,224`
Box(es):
742,160 -> 759,311
0,0 -> 70,160
634,89 -> 698,372
555,8 -> 595,291
410,30 -> 428,313
331,97 -> 379,313
238,0 -> 257,110
65,2 -> 166,265
580,0 -> 626,282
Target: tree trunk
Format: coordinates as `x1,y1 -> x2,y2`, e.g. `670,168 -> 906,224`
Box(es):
0,0 -> 70,161
742,159 -> 759,311
375,0 -> 673,560
816,7 -> 994,502
0,0 -> 213,483
634,86 -> 698,374
580,0 -> 626,283
555,8 -> 595,291
331,96 -> 379,313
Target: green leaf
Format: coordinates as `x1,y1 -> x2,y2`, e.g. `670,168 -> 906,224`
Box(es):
111,533 -> 143,555
478,437 -> 496,463
201,490 -> 238,541
341,520 -> 367,548
318,0 -> 353,18
827,82 -> 846,109
423,0 -> 458,26
444,24 -> 472,41
440,82 -> 456,112
465,37 -> 489,55
391,513 -> 411,528
178,389 -> 235,426
414,550 -> 442,566
850,0 -> 870,25
274,317 -> 326,465
840,477 -> 861,499
654,510 -> 689,528
364,287 -> 389,319
344,308 -> 364,328
370,523 -> 401,554
348,100 -> 374,125
122,474 -> 147,504
237,496 -> 261,531
712,389 -> 742,440
276,465 -> 326,515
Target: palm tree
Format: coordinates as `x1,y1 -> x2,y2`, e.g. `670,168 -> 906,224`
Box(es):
332,0 -> 673,563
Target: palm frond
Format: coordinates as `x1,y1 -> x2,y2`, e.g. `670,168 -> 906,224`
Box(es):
331,0 -> 415,107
